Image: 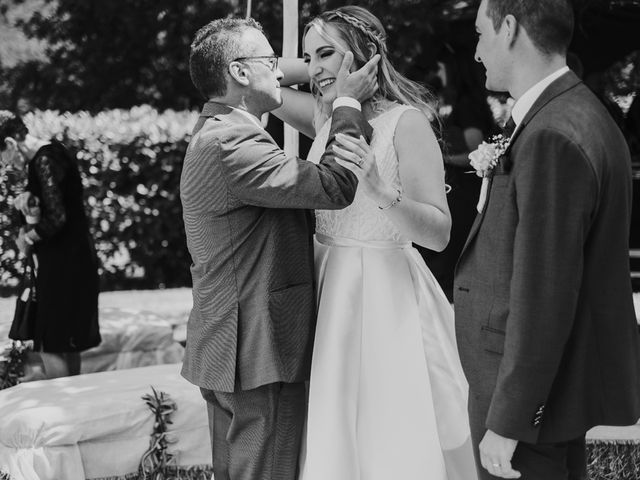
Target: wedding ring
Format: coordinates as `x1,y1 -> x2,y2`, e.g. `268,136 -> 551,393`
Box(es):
492,463 -> 500,467
357,158 -> 364,167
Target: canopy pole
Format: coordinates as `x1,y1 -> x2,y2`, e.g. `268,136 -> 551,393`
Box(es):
283,0 -> 299,157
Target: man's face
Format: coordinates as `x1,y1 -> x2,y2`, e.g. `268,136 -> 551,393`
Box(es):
237,29 -> 284,115
475,0 -> 509,92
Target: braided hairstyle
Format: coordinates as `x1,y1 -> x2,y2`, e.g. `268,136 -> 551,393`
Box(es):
304,6 -> 437,124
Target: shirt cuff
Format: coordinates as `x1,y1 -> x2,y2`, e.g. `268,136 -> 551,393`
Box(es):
332,97 -> 361,111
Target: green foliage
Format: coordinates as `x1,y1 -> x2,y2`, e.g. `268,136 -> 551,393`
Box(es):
2,0 -> 473,111
0,106 -> 198,294
9,0 -> 239,112
0,341 -> 29,390
139,386 -> 178,479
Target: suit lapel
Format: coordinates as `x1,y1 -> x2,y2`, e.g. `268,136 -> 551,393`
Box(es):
457,71 -> 583,264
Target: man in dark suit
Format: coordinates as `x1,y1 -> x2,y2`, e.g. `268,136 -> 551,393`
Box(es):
180,18 -> 378,480
454,0 -> 640,478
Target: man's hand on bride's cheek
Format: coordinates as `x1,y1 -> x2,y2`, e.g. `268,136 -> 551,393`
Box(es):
335,51 -> 380,102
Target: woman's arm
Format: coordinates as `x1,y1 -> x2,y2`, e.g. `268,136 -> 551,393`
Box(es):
332,109 -> 451,251
272,88 -> 317,139
387,109 -> 451,250
269,57 -> 317,139
29,155 -> 67,240
278,57 -> 310,87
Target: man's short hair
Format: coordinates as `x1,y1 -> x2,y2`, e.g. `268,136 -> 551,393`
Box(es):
485,0 -> 574,56
0,110 -> 28,151
189,17 -> 263,99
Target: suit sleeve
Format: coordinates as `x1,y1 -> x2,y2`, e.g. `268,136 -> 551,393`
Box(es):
217,106 -> 371,209
485,128 -> 598,443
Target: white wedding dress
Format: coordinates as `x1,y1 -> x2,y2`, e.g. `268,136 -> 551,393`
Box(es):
299,104 -> 477,480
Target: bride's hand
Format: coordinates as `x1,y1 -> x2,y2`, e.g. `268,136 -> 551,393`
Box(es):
332,133 -> 396,205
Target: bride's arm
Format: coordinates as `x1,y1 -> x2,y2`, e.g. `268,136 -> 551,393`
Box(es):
388,110 -> 451,250
332,109 -> 451,251
272,57 -> 317,139
272,88 -> 317,139
278,57 -> 310,86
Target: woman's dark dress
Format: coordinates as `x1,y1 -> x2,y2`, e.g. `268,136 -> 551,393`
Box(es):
25,141 -> 100,352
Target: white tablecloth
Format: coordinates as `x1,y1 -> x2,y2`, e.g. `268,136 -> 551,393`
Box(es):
80,307 -> 185,373
0,306 -> 186,374
0,363 -> 210,480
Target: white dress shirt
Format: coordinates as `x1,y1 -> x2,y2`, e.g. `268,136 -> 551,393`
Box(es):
511,66 -> 570,126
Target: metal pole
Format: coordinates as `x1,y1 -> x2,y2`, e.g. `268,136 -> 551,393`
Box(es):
283,0 -> 299,157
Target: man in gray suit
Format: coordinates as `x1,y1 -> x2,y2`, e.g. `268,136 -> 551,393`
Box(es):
180,18 -> 378,480
454,0 -> 640,478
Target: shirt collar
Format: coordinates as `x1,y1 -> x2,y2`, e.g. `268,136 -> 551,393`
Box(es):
231,107 -> 264,129
511,66 -> 570,126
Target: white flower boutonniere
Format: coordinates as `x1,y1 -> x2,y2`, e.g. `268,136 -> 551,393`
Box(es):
468,134 -> 511,213
468,134 -> 510,178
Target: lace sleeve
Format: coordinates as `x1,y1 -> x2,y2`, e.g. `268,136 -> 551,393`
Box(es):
31,154 -> 67,239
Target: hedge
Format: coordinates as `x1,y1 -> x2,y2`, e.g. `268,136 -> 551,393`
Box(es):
0,106 -> 199,294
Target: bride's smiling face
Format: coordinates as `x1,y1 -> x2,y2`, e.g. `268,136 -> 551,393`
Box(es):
303,24 -> 348,103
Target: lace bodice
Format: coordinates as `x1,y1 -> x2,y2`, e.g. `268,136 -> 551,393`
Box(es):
308,104 -> 415,242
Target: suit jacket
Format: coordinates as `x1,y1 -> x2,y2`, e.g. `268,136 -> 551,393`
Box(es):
454,71 -> 640,444
180,101 -> 370,393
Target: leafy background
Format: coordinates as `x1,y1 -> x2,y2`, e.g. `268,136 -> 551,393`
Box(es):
0,0 -> 639,294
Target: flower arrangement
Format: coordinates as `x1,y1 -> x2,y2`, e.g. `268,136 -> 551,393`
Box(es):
139,386 -> 178,479
0,341 -> 30,390
468,134 -> 511,178
468,133 -> 512,212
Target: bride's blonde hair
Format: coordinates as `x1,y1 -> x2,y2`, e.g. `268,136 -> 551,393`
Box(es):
304,6 -> 438,126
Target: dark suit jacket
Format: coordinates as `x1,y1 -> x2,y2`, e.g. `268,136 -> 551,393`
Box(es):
180,101 -> 369,393
454,71 -> 640,444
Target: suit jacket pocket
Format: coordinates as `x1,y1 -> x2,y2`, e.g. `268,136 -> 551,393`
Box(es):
481,325 -> 505,355
268,283 -> 315,377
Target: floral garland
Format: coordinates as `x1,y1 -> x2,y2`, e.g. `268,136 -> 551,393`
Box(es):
0,341 -> 30,390
139,386 -> 178,479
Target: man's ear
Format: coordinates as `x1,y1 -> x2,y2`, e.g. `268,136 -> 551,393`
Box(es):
228,61 -> 250,87
502,14 -> 520,48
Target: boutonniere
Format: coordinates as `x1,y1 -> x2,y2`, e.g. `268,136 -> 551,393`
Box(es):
468,134 -> 511,213
468,134 -> 511,178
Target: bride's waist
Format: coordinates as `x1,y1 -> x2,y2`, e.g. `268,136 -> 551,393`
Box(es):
315,233 -> 412,250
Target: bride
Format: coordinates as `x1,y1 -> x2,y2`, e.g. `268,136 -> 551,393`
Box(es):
274,6 -> 477,480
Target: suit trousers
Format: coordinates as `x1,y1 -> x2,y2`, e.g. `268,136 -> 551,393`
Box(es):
469,395 -> 587,480
200,382 -> 306,480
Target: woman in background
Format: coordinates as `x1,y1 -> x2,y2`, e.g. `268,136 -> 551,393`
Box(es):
0,110 -> 100,379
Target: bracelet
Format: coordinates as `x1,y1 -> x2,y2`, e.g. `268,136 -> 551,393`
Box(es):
378,189 -> 402,210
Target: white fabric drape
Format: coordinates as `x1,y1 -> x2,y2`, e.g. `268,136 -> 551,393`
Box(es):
283,0 -> 299,158
0,364 -> 209,480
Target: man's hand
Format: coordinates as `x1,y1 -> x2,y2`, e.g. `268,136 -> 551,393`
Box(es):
479,430 -> 521,478
334,51 -> 380,103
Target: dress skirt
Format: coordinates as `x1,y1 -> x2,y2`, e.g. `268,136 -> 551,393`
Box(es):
299,234 -> 476,480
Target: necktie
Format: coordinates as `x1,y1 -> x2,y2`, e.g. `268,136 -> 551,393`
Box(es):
503,116 -> 516,138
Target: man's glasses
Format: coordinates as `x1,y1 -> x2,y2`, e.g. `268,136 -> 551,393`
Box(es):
233,55 -> 279,72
